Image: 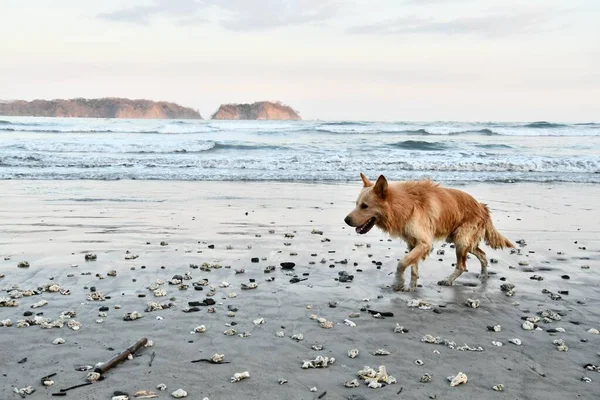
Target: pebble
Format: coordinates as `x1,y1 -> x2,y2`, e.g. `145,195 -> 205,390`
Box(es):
448,372 -> 468,387
373,349 -> 390,355
588,328 -> 599,335
509,338 -> 522,346
231,371 -> 250,382
171,388 -> 188,398
493,384 -> 505,391
348,348 -> 359,358
522,321 -> 535,330
420,373 -> 432,383
466,298 -> 480,308
345,379 -> 360,388
157,384 -> 167,391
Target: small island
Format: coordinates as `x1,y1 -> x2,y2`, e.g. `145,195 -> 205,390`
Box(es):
211,101 -> 301,120
0,98 -> 202,119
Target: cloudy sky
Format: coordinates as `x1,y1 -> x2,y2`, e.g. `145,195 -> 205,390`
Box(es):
1,0 -> 598,121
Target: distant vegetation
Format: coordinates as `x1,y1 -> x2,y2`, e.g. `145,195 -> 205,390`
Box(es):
0,98 -> 203,119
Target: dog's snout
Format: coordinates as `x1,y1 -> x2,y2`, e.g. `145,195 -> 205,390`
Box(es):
344,215 -> 353,226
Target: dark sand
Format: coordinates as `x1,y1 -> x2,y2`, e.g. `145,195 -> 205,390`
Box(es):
0,181 -> 599,400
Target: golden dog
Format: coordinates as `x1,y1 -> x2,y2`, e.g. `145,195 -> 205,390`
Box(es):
344,173 -> 514,291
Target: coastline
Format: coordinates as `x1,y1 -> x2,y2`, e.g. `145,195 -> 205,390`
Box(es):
1,180 -> 599,400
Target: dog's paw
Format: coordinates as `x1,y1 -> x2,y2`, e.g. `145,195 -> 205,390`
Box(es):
478,273 -> 489,280
437,279 -> 453,286
400,286 -> 416,292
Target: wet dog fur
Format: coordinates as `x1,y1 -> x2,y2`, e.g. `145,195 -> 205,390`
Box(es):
344,173 -> 514,291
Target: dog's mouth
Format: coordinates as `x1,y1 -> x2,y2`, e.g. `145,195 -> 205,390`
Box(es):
355,217 -> 376,235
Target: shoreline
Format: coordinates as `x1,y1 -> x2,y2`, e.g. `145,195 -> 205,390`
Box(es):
1,180 -> 598,399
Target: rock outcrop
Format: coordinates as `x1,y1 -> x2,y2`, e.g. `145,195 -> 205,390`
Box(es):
0,98 -> 202,119
211,101 -> 301,120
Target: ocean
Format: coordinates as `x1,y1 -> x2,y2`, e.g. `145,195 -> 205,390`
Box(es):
0,117 -> 598,184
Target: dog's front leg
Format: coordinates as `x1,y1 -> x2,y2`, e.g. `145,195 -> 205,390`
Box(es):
393,241 -> 430,292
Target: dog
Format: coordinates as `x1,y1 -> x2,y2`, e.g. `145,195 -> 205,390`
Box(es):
344,173 -> 514,291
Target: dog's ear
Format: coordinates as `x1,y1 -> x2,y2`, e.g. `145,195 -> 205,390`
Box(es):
360,172 -> 372,187
373,175 -> 388,198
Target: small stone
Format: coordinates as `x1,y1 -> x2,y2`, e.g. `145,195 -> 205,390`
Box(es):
345,379 -> 360,388
522,321 -> 535,330
156,384 -> 167,391
493,384 -> 504,391
231,371 -> 250,383
420,373 -> 432,383
449,372 -> 468,387
509,338 -> 522,346
310,387 -> 317,392
171,388 -> 187,398
373,349 -> 390,356
466,298 -> 480,308
348,348 -> 359,358
587,328 -> 599,335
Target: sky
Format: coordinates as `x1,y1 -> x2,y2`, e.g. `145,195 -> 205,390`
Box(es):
1,0 -> 599,121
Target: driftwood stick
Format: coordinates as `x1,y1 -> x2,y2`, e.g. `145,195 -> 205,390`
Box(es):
94,337 -> 148,375
59,382 -> 93,392
190,358 -> 231,364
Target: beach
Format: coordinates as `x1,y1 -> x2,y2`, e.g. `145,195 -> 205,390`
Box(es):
0,180 -> 598,400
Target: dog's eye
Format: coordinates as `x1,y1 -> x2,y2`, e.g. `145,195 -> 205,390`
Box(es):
360,203 -> 368,209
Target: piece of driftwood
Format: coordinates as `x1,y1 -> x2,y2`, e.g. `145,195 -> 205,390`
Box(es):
190,358 -> 231,364
59,382 -> 93,392
94,337 -> 148,375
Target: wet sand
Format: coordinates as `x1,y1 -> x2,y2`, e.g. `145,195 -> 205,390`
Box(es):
0,180 -> 599,400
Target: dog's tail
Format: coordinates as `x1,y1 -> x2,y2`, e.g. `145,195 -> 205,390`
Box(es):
482,205 -> 514,249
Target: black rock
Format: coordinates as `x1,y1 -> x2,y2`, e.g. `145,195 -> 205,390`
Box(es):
203,298 -> 216,306
23,311 -> 33,317
251,257 -> 259,263
338,271 -> 354,283
188,301 -> 205,307
113,391 -> 129,396
172,275 -> 183,281
99,306 -> 109,312
227,305 -> 238,312
137,294 -> 146,298
194,286 -> 203,291
249,278 -> 256,283
208,245 -> 215,249
558,290 -> 569,295
289,277 -> 307,283
280,262 -> 295,270
231,321 -> 237,326
90,286 -> 96,292
561,275 -> 570,280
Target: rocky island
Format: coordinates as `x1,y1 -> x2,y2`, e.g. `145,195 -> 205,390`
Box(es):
0,98 -> 202,119
211,101 -> 301,120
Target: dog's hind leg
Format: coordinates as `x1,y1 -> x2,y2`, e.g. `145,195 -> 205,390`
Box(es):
438,245 -> 468,286
470,246 -> 489,279
393,239 -> 430,292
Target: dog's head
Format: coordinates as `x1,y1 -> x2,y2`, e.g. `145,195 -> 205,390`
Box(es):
344,173 -> 388,234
